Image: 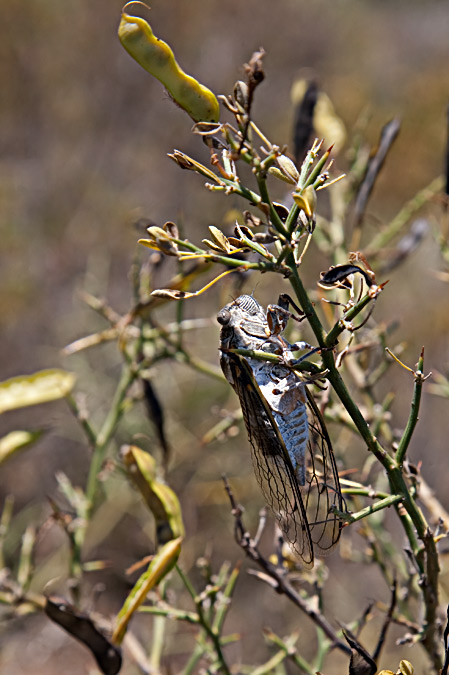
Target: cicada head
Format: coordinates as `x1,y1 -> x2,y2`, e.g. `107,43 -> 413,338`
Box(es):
217,294 -> 263,325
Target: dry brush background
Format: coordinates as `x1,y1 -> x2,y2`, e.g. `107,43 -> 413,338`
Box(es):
1,0 -> 449,673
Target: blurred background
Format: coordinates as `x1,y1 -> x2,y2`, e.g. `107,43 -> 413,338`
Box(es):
1,0 -> 449,672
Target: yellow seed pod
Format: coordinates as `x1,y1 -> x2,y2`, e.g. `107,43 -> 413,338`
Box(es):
118,3 -> 220,123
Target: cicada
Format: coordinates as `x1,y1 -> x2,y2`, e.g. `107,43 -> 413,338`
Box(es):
217,294 -> 343,567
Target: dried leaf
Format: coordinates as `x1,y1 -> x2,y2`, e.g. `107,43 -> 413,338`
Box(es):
167,150 -> 220,182
208,225 -> 232,252
243,211 -> 263,228
192,121 -> 222,136
147,225 -> 171,240
151,288 -> 195,300
234,80 -> 249,111
163,221 -> 179,239
272,202 -> 290,222
202,238 -> 227,252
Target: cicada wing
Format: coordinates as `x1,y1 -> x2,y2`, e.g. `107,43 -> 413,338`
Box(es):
225,352 -> 314,568
304,388 -> 343,555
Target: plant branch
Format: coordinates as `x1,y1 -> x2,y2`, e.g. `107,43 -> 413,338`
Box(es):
223,477 -> 351,656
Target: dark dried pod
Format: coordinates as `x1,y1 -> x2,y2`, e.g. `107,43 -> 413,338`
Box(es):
343,630 -> 377,675
234,80 -> 249,111
320,263 -> 373,288
45,598 -> 122,675
245,48 -> 266,86
272,202 -> 290,223
163,221 -> 179,239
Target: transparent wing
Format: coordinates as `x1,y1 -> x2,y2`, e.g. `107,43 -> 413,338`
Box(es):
225,353 -> 314,567
304,388 -> 343,555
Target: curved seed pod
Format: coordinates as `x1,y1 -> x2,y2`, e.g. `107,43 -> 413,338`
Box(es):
122,445 -> 184,544
118,3 -> 220,123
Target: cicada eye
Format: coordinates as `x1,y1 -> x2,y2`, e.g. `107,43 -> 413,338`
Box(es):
217,308 -> 231,325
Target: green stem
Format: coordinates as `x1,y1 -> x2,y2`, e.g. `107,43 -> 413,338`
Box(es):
217,178 -> 262,206
395,352 -> 424,466
66,394 -> 97,446
175,350 -> 225,382
264,631 -> 315,675
365,175 -> 443,254
335,494 -> 402,525
255,173 -> 289,237
286,256 -> 326,346
176,565 -> 230,674
150,615 -> 166,669
250,650 -> 287,675
285,203 -> 300,235
305,147 -> 332,188
324,293 -> 374,348
182,643 -> 207,675
85,362 -> 138,507
139,605 -> 199,624
212,564 -> 240,634
286,258 -> 441,668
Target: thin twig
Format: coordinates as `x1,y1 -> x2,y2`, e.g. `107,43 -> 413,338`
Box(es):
222,477 -> 351,656
372,580 -> 397,662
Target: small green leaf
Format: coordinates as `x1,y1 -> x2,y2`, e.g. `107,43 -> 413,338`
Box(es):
0,369 -> 76,414
0,430 -> 44,464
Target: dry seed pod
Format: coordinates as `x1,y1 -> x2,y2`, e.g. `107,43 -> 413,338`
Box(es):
277,154 -> 300,184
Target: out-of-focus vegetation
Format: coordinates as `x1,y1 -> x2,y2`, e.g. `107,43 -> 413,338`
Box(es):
1,1 -> 449,674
